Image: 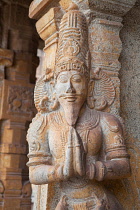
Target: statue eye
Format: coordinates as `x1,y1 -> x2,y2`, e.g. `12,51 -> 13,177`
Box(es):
58,75 -> 68,83
71,75 -> 82,83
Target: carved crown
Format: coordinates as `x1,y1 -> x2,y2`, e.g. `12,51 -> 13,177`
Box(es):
55,3 -> 89,78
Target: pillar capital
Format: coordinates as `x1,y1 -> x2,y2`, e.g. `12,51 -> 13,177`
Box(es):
88,0 -> 137,19
29,0 -> 137,20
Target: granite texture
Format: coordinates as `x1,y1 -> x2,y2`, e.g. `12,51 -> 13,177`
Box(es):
119,1 -> 140,209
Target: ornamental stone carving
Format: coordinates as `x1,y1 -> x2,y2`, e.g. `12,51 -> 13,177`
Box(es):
27,3 -> 132,209
0,0 -> 39,209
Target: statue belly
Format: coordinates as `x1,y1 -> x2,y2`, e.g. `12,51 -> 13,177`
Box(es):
60,177 -> 112,210
58,177 -> 123,210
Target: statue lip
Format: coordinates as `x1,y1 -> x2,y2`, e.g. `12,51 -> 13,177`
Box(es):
59,94 -> 78,102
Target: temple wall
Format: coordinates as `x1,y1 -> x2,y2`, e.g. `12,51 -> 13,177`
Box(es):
120,1 -> 140,144
27,1 -> 139,210
0,0 -> 139,209
0,0 -> 39,209
119,2 -> 140,208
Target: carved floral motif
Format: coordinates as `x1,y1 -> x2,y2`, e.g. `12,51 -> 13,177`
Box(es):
8,86 -> 35,115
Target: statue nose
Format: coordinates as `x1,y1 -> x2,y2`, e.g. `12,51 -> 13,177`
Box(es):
66,82 -> 76,93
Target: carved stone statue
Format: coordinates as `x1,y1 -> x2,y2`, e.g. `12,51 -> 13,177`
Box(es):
27,4 -> 130,210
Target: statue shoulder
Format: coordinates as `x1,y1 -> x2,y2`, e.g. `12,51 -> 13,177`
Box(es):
27,113 -> 52,167
100,112 -> 123,133
99,112 -> 129,161
77,107 -> 100,130
27,113 -> 48,144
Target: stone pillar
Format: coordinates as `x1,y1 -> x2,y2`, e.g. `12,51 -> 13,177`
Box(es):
28,0 -> 138,209
0,0 -> 38,209
87,0 -> 137,117
87,2 -> 139,210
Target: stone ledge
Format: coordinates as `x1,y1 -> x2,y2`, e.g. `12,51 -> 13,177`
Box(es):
88,0 -> 137,17
29,0 -> 53,19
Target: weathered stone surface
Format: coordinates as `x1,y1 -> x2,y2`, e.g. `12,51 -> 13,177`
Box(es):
0,49 -> 13,67
29,0 -> 73,19
29,0 -> 137,20
119,1 -> 140,209
27,1 -> 139,209
0,0 -> 39,209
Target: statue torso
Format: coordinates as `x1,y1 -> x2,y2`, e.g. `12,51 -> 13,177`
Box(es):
27,107 -> 124,209
47,107 -> 102,165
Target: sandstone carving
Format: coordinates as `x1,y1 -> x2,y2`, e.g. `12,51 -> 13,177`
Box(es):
0,0 -> 39,209
90,67 -> 116,111
8,86 -> 34,115
0,48 -> 13,67
27,4 -> 131,209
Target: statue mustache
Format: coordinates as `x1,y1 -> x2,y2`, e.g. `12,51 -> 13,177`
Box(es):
59,93 -> 84,98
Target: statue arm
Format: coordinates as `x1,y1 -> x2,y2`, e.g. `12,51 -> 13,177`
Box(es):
28,164 -> 63,185
95,113 -> 131,181
27,148 -> 64,185
27,114 -> 63,185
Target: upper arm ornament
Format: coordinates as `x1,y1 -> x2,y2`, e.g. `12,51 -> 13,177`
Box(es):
27,113 -> 52,166
27,68 -> 60,167
34,69 -> 59,114
101,113 -> 129,160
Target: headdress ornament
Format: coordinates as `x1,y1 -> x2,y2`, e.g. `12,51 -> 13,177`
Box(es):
55,3 -> 89,79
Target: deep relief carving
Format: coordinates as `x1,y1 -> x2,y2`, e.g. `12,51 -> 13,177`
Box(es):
8,86 -> 35,116
0,1 -> 39,209
88,17 -> 123,116
90,67 -> 116,111
34,69 -> 57,113
27,3 -> 131,209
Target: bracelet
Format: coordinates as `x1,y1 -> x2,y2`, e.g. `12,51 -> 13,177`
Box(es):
95,161 -> 106,181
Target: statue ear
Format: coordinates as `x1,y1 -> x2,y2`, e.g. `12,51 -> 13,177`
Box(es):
92,68 -> 115,111
87,80 -> 95,109
34,69 -> 59,113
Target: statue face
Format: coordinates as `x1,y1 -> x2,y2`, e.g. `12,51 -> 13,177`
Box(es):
55,70 -> 88,108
